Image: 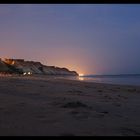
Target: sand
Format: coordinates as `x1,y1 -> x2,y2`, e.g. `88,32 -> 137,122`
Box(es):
0,75 -> 140,136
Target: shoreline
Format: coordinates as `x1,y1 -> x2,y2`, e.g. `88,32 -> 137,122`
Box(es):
0,75 -> 140,136
1,74 -> 140,87
1,74 -> 139,88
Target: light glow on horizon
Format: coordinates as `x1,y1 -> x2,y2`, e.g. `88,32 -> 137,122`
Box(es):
79,73 -> 84,77
0,5 -> 140,74
78,77 -> 84,81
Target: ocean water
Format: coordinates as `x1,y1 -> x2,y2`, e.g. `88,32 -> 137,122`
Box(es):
76,74 -> 140,86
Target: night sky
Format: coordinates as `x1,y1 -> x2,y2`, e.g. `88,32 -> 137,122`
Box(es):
0,4 -> 140,75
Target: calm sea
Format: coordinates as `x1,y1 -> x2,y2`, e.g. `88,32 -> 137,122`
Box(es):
64,74 -> 140,86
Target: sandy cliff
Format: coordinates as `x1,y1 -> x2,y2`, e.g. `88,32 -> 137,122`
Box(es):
0,58 -> 78,76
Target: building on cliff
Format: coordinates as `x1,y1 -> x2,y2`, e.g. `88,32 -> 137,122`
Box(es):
3,58 -> 24,65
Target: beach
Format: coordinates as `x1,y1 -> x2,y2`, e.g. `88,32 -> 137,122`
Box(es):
0,75 -> 140,136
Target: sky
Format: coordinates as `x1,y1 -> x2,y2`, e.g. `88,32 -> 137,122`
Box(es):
0,4 -> 140,75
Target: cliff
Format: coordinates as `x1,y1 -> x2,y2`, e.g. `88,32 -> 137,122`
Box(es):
0,58 -> 78,76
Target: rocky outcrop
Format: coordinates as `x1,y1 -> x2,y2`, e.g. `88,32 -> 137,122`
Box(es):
42,66 -> 78,75
0,59 -> 22,74
0,59 -> 9,72
0,58 -> 78,76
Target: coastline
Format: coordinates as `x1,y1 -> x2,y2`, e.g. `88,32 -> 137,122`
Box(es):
0,75 -> 140,136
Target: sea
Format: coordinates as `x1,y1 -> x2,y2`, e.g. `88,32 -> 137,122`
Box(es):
68,74 -> 140,86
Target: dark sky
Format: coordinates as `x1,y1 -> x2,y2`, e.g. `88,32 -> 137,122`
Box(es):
0,4 -> 140,75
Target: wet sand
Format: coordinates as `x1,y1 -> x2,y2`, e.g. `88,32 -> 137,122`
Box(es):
0,75 -> 140,136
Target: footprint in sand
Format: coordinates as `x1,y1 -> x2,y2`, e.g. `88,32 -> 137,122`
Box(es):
100,111 -> 109,114
68,90 -> 83,93
103,95 -> 112,100
18,102 -> 26,106
61,101 -> 91,109
128,88 -> 137,92
70,110 -> 91,120
92,110 -> 109,118
84,85 -> 94,89
98,111 -> 109,116
121,127 -> 140,136
97,90 -> 103,92
61,101 -> 92,120
113,103 -> 121,107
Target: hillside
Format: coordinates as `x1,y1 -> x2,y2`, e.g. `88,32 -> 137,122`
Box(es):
0,58 -> 78,76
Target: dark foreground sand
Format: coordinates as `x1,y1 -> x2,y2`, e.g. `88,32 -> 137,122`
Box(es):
0,75 -> 140,136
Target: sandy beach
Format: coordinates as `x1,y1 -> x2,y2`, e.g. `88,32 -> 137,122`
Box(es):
0,75 -> 140,136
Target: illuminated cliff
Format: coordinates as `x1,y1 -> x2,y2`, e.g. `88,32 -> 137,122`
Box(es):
0,58 -> 78,76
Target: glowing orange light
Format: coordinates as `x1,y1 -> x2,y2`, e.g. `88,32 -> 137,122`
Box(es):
11,61 -> 15,65
79,77 -> 84,81
79,73 -> 84,77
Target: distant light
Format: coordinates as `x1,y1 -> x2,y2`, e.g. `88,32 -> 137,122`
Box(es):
23,72 -> 26,75
23,72 -> 32,75
28,72 -> 32,75
11,61 -> 15,65
79,77 -> 84,81
79,73 -> 84,77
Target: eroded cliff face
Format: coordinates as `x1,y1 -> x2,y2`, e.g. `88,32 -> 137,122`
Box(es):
0,58 -> 78,76
0,59 -> 9,72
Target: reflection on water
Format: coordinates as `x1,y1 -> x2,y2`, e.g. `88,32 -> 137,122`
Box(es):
51,75 -> 140,86
77,75 -> 140,86
78,77 -> 84,81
